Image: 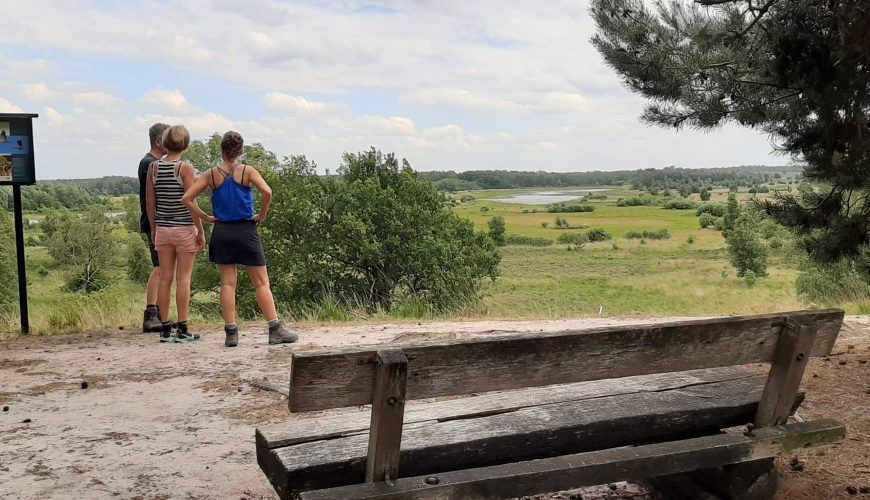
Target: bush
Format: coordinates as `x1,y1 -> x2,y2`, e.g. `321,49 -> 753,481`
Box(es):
557,233 -> 588,245
585,228 -> 612,242
699,213 -> 716,229
547,203 -> 594,213
586,193 -> 608,200
0,211 -> 16,312
687,234 -> 696,244
460,195 -> 475,203
696,203 -> 726,217
699,188 -> 711,201
25,236 -> 40,247
624,228 -> 670,240
504,233 -> 555,246
488,216 -> 506,246
127,238 -> 152,284
662,199 -> 697,210
65,268 -> 111,294
616,196 -> 657,207
45,211 -> 115,295
541,222 -> 548,228
744,269 -> 758,288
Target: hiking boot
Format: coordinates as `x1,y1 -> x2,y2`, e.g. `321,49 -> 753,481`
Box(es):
143,307 -> 162,333
225,325 -> 239,347
159,322 -> 173,343
268,322 -> 298,345
173,322 -> 200,340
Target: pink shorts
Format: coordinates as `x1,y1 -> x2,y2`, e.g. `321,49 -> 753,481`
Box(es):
154,225 -> 199,254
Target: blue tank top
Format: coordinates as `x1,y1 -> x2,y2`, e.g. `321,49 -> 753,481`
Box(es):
211,164 -> 255,222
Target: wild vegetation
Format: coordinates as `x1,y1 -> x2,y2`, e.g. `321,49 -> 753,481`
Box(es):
1,144 -> 868,335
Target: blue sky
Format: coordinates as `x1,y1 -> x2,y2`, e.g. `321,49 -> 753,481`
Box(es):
0,1 -> 788,179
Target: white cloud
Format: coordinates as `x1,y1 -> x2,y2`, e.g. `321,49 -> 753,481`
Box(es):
263,93 -> 335,114
327,115 -> 417,136
402,89 -> 587,114
0,98 -> 24,113
44,107 -> 65,125
142,89 -> 194,113
74,91 -> 124,111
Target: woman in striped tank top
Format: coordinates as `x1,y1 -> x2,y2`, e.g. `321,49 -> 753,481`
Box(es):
146,125 -> 206,343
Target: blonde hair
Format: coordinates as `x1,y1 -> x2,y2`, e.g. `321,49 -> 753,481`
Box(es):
162,125 -> 190,153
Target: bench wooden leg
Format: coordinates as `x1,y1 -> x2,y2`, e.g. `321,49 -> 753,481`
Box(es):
365,349 -> 408,484
644,459 -> 778,500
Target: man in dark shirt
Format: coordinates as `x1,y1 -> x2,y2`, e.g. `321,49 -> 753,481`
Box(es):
139,123 -> 168,332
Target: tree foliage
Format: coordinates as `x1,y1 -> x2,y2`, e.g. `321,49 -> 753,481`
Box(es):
488,216 -> 507,246
0,210 -> 17,312
591,0 -> 870,266
265,149 -> 500,314
45,211 -> 115,294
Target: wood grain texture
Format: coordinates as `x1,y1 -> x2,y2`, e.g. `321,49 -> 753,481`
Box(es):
365,349 -> 408,483
755,316 -> 818,427
259,367 -> 757,450
260,375 -> 799,495
288,309 -> 843,412
298,420 -> 845,500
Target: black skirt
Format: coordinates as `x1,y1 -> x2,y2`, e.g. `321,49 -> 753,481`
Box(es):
209,221 -> 267,267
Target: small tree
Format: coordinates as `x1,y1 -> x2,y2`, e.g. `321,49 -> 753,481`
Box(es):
721,193 -> 741,238
726,210 -> 768,278
46,211 -> 115,294
121,195 -> 141,234
699,188 -> 711,202
127,237 -> 152,284
487,216 -> 506,246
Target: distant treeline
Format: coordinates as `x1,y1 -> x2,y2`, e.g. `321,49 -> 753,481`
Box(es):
0,184 -> 110,212
418,165 -> 802,193
39,176 -> 139,196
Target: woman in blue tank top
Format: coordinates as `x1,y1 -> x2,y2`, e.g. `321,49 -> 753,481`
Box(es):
182,131 -> 298,347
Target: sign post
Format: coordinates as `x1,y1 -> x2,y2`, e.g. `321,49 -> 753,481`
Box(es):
0,113 -> 38,335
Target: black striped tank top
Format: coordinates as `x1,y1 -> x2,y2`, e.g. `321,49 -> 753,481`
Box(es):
152,160 -> 194,227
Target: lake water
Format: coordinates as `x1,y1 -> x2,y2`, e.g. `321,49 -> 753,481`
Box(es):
490,189 -> 610,205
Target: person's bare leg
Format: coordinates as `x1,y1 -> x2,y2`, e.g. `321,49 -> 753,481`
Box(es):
245,266 -> 277,321
146,267 -> 160,305
174,252 -> 196,323
219,265 -> 240,347
156,247 -> 177,323
218,265 -> 238,325
246,265 -> 297,344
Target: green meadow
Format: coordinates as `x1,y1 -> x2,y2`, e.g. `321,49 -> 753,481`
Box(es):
456,187 -> 827,318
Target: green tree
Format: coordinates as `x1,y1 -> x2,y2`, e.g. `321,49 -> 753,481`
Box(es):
121,195 -> 141,234
46,211 -> 115,294
591,0 -> 870,268
127,237 -> 152,284
699,188 -> 711,202
727,210 -> 768,278
265,149 -> 500,313
487,216 -> 506,246
722,193 -> 740,237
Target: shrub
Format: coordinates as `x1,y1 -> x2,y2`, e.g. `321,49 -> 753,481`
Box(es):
624,228 -> 670,240
127,238 -> 152,284
699,213 -> 716,229
616,196 -> 656,207
504,234 -> 555,247
696,203 -> 726,217
611,242 -> 620,250
480,206 -> 490,213
45,211 -> 115,295
460,195 -> 475,203
547,203 -> 594,213
744,269 -> 758,288
0,211 -> 16,312
662,199 -> 697,210
699,188 -> 711,201
554,216 -> 570,229
687,234 -> 696,244
488,216 -> 506,246
541,222 -> 548,228
585,228 -> 612,242
65,268 -> 111,294
557,233 -> 588,245
586,193 -> 607,200
25,236 -> 40,247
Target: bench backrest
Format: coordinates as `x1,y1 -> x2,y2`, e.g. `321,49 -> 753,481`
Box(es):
288,309 -> 843,412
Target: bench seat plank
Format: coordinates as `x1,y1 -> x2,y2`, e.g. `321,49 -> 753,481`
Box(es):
298,420 -> 845,500
289,309 -> 843,412
260,371 -> 797,496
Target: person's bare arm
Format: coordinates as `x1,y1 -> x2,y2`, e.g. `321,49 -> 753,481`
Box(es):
180,163 -> 206,251
182,169 -> 217,224
146,162 -> 158,238
247,167 -> 272,223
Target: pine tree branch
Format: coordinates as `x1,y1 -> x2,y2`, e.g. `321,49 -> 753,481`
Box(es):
737,0 -> 779,38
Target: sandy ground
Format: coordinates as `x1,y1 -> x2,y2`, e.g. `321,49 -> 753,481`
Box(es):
1,316 -> 868,500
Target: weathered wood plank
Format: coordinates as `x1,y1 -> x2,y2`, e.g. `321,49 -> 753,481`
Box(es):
755,316 -> 818,427
288,309 -> 843,412
259,367 -> 758,450
299,420 -> 845,500
261,376 -> 800,495
365,349 -> 408,483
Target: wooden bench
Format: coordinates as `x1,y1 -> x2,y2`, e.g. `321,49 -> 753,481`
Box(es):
256,309 -> 846,499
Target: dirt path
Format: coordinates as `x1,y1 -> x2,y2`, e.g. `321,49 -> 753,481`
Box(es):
1,316 -> 868,499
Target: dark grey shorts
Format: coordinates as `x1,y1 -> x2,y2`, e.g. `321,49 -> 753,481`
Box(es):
208,221 -> 267,267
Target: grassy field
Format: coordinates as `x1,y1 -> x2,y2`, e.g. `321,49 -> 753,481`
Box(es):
1,183 -> 861,337
457,186 -> 842,318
